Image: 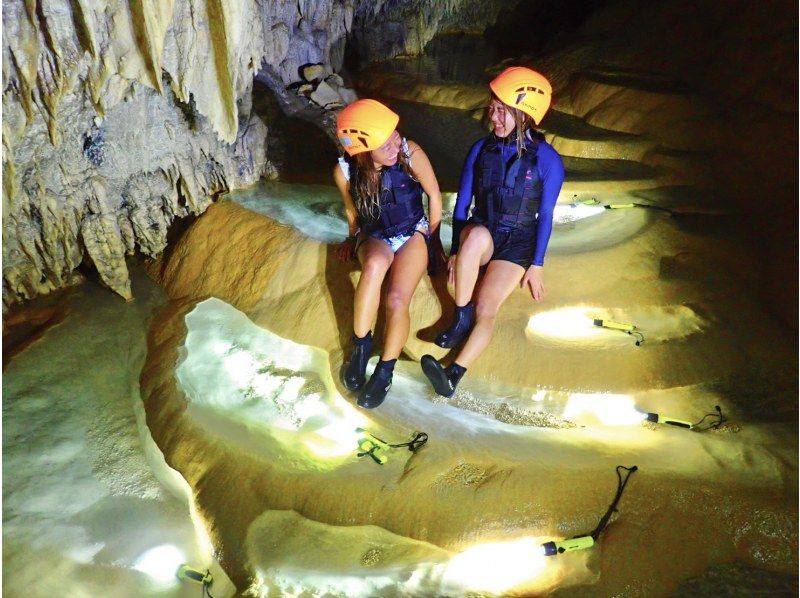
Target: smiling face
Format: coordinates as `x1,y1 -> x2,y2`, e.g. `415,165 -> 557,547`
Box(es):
370,130 -> 401,168
488,98 -> 516,138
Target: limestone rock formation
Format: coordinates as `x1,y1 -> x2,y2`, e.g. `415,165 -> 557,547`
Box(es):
350,0 -> 511,62
2,0 -> 357,308
140,200 -> 797,593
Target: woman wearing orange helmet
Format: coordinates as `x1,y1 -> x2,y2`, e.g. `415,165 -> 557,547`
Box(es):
421,67 -> 565,397
334,99 -> 444,408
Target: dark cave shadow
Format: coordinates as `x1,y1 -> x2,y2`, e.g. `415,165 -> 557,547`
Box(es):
2,288 -> 74,370
416,269 -> 453,345
154,212 -> 198,281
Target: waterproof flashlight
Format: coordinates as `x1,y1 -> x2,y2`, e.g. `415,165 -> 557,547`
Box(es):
541,535 -> 595,556
356,429 -> 389,464
644,406 -> 727,431
357,436 -> 388,464
177,565 -> 213,585
570,196 -> 601,207
355,428 -> 428,465
593,319 -> 633,332
606,203 -> 636,209
593,319 -> 644,345
540,465 -> 638,558
644,412 -> 693,429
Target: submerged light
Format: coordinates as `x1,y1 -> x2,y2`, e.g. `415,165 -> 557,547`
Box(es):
644,412 -> 693,429
355,428 -> 428,465
553,202 -> 606,224
564,393 -> 643,426
541,465 -> 638,558
527,307 -> 606,339
593,318 -> 644,345
445,537 -> 547,594
177,565 -> 213,591
133,544 -> 184,585
303,414 -> 368,458
541,535 -> 594,556
570,196 -> 673,215
642,405 -> 726,431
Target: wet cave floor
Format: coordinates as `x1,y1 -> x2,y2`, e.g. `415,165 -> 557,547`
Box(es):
4,93 -> 799,598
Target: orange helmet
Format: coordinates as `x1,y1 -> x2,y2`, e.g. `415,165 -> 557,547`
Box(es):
489,67 -> 552,125
336,99 -> 399,156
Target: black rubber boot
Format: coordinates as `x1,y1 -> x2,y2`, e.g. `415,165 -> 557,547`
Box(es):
421,355 -> 466,398
342,332 -> 373,391
435,303 -> 475,348
358,359 -> 396,409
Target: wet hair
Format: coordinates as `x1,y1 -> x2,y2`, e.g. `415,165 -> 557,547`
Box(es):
350,134 -> 413,221
490,93 -> 537,157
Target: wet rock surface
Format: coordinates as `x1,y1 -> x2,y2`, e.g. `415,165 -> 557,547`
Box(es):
3,1 -> 796,596
2,0 -> 356,309
136,201 -> 796,595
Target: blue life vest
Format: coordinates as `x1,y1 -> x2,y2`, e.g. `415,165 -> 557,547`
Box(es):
472,132 -> 543,229
348,152 -> 424,238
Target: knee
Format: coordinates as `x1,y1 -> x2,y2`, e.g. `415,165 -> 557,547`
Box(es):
475,300 -> 500,322
386,289 -> 411,313
460,227 -> 491,256
361,256 -> 390,280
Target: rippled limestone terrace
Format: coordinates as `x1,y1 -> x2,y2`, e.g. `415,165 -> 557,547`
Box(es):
4,0 -> 798,595
136,199 -> 797,595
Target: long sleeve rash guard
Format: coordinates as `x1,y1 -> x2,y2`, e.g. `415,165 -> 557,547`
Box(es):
452,136 -> 565,267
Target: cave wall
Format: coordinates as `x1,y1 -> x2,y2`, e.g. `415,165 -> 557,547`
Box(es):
2,0 -> 354,307
2,0 -> 523,309
347,0 -> 511,65
536,0 -> 798,327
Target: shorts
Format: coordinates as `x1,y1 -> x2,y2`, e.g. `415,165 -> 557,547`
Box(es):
358,216 -> 429,254
469,218 -> 535,269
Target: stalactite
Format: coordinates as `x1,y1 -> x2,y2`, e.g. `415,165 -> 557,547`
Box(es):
2,0 -> 353,308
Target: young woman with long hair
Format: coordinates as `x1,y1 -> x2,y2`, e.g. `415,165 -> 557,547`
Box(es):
420,67 -> 565,396
334,99 -> 444,408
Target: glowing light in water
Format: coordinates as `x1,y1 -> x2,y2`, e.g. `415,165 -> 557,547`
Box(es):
178,298 -> 377,469
223,350 -> 258,387
444,537 -> 547,594
527,307 -> 606,340
133,544 -> 184,585
564,393 -> 644,426
553,203 -> 606,224
303,415 -> 368,458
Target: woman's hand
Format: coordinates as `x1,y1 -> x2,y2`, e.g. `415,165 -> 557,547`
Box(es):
447,255 -> 457,286
521,265 -> 545,301
337,238 -> 357,262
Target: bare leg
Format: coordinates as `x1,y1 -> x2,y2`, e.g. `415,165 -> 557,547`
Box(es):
382,233 -> 428,359
454,224 -> 494,306
454,260 -> 525,367
354,238 -> 394,337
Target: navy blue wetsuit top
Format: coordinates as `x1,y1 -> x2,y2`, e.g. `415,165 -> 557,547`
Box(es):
453,136 -> 565,267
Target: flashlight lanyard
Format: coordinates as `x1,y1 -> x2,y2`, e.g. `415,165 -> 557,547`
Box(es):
202,573 -> 214,598
588,465 -> 638,541
629,330 -> 644,345
357,431 -> 428,464
691,405 -> 727,432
